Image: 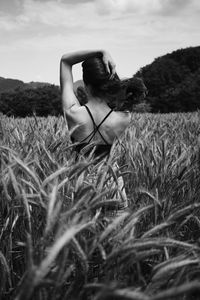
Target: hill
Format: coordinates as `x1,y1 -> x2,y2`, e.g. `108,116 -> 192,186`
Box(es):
0,77 -> 24,93
0,77 -> 85,117
24,81 -> 51,89
136,46 -> 200,112
0,76 -> 52,93
0,76 -> 83,93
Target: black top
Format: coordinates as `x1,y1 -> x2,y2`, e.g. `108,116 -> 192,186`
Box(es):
72,105 -> 113,159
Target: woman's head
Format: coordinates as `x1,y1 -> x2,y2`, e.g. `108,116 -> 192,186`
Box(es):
82,56 -> 121,97
82,57 -> 147,111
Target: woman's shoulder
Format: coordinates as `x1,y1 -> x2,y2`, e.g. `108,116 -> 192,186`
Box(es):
64,104 -> 86,117
112,110 -> 131,124
108,110 -> 131,136
64,105 -> 88,128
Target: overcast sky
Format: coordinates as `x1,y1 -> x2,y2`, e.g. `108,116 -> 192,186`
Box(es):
0,0 -> 199,84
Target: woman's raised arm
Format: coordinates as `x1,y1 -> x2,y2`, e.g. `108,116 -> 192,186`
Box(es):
60,50 -> 101,112
60,50 -> 116,112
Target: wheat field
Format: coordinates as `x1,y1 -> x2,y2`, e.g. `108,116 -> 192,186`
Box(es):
0,111 -> 200,300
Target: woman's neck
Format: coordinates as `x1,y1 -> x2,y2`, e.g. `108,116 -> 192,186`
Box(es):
85,86 -> 110,109
87,95 -> 107,107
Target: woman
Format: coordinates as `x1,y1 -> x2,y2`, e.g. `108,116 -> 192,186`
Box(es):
60,50 -> 131,152
60,50 -> 136,215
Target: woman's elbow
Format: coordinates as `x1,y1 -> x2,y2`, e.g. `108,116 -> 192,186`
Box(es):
61,54 -> 71,64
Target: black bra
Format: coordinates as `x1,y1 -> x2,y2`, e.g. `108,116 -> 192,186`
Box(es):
72,105 -> 113,158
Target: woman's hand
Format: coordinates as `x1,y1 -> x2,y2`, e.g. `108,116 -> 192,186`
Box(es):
102,51 -> 116,79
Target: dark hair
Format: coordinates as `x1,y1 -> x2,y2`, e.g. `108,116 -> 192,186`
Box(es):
82,57 -> 147,111
117,77 -> 148,111
82,57 -> 121,97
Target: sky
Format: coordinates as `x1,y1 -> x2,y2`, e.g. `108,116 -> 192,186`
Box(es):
0,0 -> 200,84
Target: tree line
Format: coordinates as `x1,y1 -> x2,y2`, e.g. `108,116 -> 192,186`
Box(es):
137,46 -> 200,113
0,46 -> 200,117
0,85 -> 62,117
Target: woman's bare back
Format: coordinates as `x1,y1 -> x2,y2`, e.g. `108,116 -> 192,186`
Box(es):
65,103 -> 131,144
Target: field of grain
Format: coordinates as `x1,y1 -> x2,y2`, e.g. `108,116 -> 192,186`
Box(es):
0,112 -> 200,300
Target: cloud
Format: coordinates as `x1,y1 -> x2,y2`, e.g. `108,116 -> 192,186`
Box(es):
95,0 -> 193,15
0,0 -> 22,15
0,0 -> 198,34
159,0 -> 193,16
0,0 -> 95,32
0,0 -> 200,84
0,0 -> 199,51
33,0 -> 92,3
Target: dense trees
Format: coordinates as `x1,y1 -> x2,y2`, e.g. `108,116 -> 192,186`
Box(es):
0,77 -> 24,93
137,46 -> 200,112
0,85 -> 62,117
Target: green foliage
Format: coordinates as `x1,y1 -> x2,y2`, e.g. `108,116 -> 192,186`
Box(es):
0,112 -> 200,299
137,46 -> 200,112
131,101 -> 151,113
0,85 -> 62,117
0,77 -> 24,93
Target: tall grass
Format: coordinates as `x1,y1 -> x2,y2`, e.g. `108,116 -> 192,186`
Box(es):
0,112 -> 200,300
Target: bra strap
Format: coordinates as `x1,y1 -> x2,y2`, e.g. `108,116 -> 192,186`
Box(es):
84,105 -> 113,144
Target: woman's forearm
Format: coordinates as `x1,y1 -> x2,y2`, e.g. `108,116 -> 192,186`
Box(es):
61,50 -> 104,66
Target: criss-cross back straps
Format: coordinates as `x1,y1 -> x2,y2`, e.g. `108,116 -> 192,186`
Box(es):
80,105 -> 113,144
